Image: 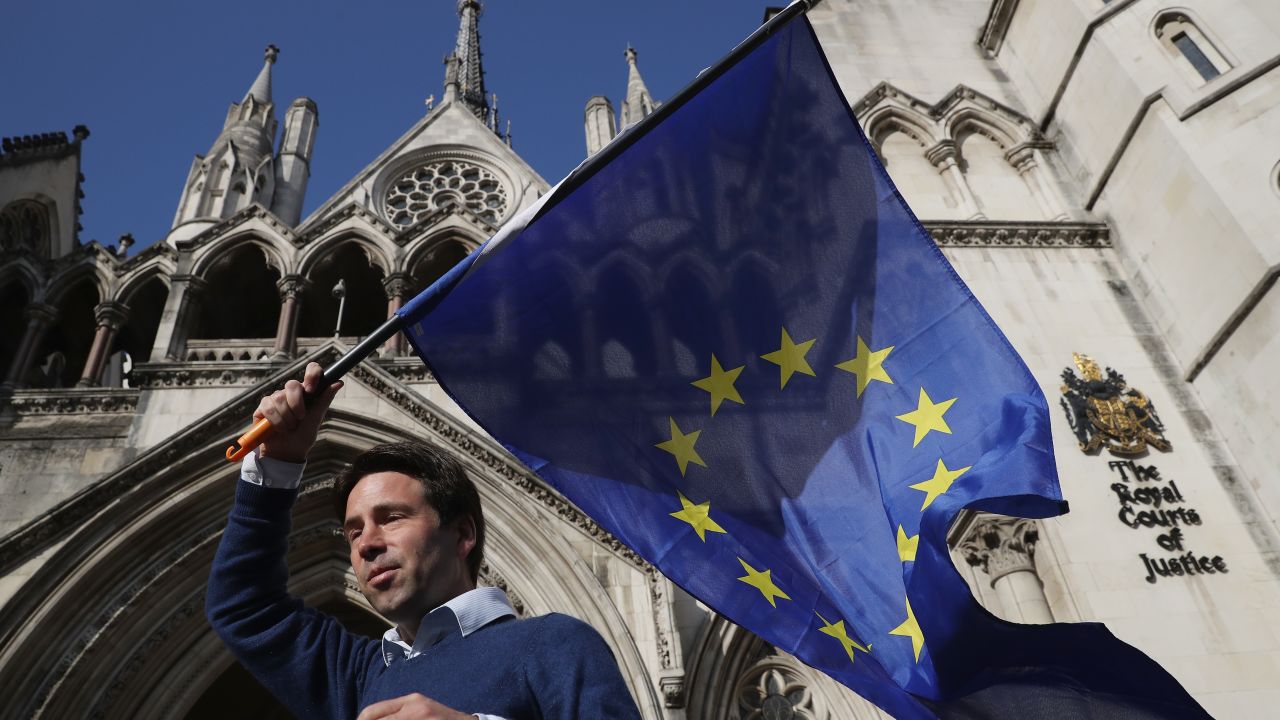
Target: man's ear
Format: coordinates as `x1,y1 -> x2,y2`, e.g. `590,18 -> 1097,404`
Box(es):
455,515 -> 477,560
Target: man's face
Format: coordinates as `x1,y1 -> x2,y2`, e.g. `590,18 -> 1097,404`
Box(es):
343,471 -> 475,631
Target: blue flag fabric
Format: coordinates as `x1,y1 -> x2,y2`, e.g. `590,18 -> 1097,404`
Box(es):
399,13 -> 1206,719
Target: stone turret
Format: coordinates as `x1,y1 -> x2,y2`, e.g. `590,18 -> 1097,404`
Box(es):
584,96 -> 616,156
581,46 -> 660,157
271,98 -> 318,226
169,45 -> 316,243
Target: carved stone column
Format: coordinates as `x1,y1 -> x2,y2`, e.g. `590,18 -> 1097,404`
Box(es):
272,275 -> 308,359
926,140 -> 984,219
77,301 -> 130,386
1006,143 -> 1070,221
958,514 -> 1053,623
3,303 -> 58,388
382,273 -> 413,356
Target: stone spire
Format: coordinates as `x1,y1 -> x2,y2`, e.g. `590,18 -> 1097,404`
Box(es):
244,45 -> 278,105
620,46 -> 657,130
452,0 -> 489,122
168,45 -> 287,243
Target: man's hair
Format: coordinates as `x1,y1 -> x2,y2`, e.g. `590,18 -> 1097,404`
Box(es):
334,441 -> 485,581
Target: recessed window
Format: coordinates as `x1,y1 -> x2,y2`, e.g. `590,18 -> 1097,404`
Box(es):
1155,12 -> 1231,86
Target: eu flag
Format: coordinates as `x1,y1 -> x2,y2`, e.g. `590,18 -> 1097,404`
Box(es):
399,9 -> 1206,718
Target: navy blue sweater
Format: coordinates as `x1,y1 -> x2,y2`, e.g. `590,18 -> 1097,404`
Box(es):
206,480 -> 642,719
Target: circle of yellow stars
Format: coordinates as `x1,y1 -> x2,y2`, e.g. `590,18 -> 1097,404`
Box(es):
650,326 -> 973,671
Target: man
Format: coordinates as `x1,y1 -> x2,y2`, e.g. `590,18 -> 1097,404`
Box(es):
207,362 -> 642,719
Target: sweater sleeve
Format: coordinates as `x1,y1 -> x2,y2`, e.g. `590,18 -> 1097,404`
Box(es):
206,478 -> 377,720
523,614 -> 642,720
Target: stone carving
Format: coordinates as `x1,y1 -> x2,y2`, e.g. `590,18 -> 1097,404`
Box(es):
1060,352 -> 1171,456
957,515 -> 1039,581
926,221 -> 1110,248
6,388 -> 139,415
383,159 -> 508,228
735,654 -> 820,720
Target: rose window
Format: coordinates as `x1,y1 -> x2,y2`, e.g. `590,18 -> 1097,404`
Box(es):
383,160 -> 508,227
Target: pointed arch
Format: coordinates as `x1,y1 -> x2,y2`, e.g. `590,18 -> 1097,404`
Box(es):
297,230 -> 395,279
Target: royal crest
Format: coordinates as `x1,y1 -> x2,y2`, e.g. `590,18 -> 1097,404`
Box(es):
1060,353 -> 1170,456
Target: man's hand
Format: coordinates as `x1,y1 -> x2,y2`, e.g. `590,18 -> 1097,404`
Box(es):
255,362 -> 342,463
355,693 -> 474,720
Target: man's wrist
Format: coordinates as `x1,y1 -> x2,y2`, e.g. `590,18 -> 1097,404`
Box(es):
240,452 -> 306,489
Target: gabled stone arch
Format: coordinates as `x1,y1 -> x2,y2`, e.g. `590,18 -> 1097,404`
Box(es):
296,230 -> 396,280
0,365 -> 662,719
0,254 -> 45,301
115,257 -> 175,307
189,229 -> 293,279
44,257 -> 111,306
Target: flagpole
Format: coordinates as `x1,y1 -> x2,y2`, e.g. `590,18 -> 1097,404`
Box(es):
224,315 -> 406,461
224,0 -> 813,462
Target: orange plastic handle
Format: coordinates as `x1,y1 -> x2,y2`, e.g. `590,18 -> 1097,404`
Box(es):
226,416 -> 275,462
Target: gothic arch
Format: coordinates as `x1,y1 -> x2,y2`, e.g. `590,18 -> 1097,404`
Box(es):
0,254 -> 44,301
945,108 -> 1022,152
44,258 -> 110,306
862,106 -> 940,155
190,231 -> 292,279
297,231 -> 396,279
115,259 -> 174,307
0,391 -> 661,718
0,196 -> 56,257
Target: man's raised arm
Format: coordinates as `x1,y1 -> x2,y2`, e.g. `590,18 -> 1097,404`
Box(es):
204,363 -> 371,720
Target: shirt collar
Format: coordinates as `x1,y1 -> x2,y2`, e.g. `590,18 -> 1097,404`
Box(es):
380,586 -> 516,666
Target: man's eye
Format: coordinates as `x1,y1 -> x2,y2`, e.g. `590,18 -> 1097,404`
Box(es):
347,530 -> 361,542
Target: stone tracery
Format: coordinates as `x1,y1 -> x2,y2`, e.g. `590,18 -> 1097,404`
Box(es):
383,159 -> 508,228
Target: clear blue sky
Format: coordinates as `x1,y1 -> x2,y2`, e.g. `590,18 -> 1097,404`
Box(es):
2,0 -> 767,251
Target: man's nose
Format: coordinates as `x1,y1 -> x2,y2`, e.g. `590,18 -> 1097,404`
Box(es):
356,526 -> 385,559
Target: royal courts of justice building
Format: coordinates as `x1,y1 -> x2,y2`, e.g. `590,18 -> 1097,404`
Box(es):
1,0 -> 1278,717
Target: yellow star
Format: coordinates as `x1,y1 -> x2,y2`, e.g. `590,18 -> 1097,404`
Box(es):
691,355 -> 745,416
816,613 -> 870,663
760,328 -> 816,389
909,459 -> 971,510
896,525 -> 919,562
670,491 -> 727,541
736,558 -> 791,607
895,388 -> 957,447
655,418 -> 707,476
835,336 -> 894,397
889,597 -> 925,662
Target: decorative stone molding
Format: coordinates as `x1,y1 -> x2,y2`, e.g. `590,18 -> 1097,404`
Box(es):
924,139 -> 960,166
132,362 -> 278,388
25,302 -> 59,324
735,654 -> 820,720
5,387 -> 139,415
924,221 -> 1110,248
382,272 -> 414,300
379,359 -> 435,383
957,515 -> 1040,584
276,273 -> 309,300
659,673 -> 686,709
93,301 -> 129,331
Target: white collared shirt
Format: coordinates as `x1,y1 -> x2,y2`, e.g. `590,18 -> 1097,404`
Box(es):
380,586 -> 516,665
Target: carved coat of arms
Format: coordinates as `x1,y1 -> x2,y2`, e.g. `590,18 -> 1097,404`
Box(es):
1060,353 -> 1170,456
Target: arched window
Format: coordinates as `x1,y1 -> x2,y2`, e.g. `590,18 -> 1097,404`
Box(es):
1155,12 -> 1231,84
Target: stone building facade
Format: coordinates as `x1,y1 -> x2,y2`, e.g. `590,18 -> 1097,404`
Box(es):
0,0 -> 1278,717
